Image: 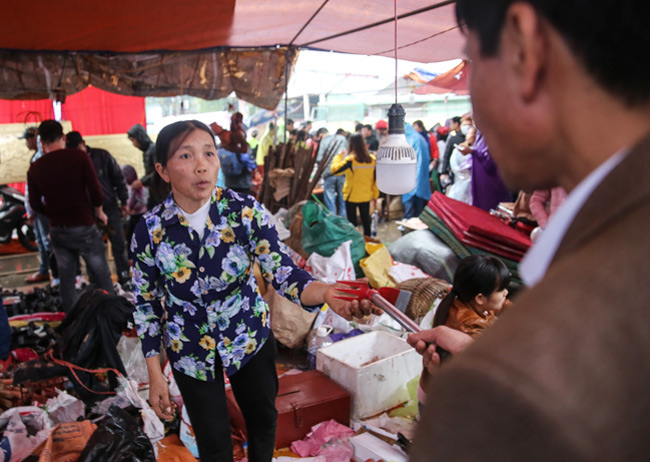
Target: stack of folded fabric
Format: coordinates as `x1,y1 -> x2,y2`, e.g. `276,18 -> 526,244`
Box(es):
420,192 -> 532,285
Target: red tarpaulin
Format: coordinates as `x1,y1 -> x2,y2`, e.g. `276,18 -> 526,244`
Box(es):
414,60 -> 470,95
0,100 -> 54,125
0,86 -> 145,135
61,87 -> 146,136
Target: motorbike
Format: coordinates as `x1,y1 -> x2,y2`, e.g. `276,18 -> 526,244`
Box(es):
0,185 -> 37,251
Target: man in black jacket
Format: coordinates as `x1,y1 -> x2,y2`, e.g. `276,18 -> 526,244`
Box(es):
439,116 -> 466,184
127,124 -> 161,209
66,131 -> 131,288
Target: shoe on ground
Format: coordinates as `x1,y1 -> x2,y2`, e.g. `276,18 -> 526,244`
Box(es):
25,272 -> 50,284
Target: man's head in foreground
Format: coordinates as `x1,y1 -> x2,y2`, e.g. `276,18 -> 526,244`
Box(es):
456,0 -> 650,192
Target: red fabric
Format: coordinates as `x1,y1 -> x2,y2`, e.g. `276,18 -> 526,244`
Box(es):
61,86 -> 146,136
7,183 -> 25,195
429,133 -> 439,160
0,1 -> 461,63
0,99 -> 53,124
428,192 -> 531,261
0,86 -> 144,135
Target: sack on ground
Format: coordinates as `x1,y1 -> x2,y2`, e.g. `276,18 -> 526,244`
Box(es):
301,201 -> 366,272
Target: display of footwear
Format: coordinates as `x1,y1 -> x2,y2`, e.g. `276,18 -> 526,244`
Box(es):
24,272 -> 50,284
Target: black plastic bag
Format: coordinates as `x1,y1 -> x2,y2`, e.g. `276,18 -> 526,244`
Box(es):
78,404 -> 155,462
54,288 -> 135,400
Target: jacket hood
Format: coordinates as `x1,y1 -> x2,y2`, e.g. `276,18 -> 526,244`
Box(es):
127,124 -> 152,151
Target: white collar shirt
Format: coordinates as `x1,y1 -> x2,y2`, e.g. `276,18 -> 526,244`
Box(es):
520,150 -> 627,287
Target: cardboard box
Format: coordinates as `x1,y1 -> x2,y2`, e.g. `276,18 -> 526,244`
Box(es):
316,331 -> 422,419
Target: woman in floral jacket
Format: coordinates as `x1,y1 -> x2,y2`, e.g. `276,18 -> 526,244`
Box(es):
130,120 -> 372,462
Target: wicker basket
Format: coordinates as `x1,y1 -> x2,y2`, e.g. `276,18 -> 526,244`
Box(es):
397,277 -> 452,321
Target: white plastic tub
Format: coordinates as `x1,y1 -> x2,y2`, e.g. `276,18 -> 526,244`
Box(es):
316,330 -> 422,419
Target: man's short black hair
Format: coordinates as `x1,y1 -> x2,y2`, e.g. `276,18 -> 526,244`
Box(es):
456,0 -> 650,106
287,119 -> 294,126
362,124 -> 373,131
316,127 -> 329,137
65,131 -> 84,149
451,116 -> 462,125
38,120 -> 64,144
355,123 -> 364,132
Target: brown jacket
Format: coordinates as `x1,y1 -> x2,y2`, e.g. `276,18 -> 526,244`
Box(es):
412,131 -> 650,461
445,298 -> 497,337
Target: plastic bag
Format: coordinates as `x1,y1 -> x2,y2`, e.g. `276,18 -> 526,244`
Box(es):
360,242 -> 395,289
305,240 -> 356,284
301,201 -> 366,272
116,336 -> 148,385
90,378 -> 165,458
291,419 -> 355,457
388,229 -> 460,282
388,262 -> 431,284
77,404 -> 156,462
39,390 -> 85,428
0,408 -> 51,462
179,404 -> 199,458
266,286 -> 317,349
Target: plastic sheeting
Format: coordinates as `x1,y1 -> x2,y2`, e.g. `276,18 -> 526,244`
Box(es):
0,48 -> 297,110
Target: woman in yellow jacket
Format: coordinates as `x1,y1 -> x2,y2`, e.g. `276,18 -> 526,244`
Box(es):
330,133 -> 379,236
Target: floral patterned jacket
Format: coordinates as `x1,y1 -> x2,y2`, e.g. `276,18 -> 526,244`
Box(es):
130,188 -> 314,380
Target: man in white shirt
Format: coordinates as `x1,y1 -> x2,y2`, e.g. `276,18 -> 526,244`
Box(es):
408,0 -> 650,460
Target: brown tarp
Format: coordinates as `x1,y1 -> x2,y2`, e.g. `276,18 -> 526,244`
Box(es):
0,0 -> 463,107
0,49 -> 297,110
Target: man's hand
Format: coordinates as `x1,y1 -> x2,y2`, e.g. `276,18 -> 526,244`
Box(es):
26,215 -> 35,226
95,207 -> 108,226
120,205 -> 129,217
131,179 -> 143,191
407,326 -> 474,373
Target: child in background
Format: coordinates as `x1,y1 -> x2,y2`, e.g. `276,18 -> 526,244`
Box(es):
121,165 -> 148,246
418,255 -> 511,407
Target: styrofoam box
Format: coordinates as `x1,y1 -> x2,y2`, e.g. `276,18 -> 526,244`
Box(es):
316,330 -> 422,419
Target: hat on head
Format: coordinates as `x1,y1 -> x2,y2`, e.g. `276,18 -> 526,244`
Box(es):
436,126 -> 449,136
375,120 -> 388,130
18,127 -> 38,139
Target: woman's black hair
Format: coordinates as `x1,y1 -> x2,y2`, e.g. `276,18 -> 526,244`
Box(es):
296,130 -> 308,142
152,120 -> 217,197
432,255 -> 511,327
413,120 -> 427,132
348,133 -> 372,164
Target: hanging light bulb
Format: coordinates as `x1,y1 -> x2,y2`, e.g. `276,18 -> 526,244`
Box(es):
375,0 -> 417,195
376,104 -> 417,194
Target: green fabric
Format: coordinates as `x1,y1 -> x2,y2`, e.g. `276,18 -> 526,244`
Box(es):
302,200 -> 367,273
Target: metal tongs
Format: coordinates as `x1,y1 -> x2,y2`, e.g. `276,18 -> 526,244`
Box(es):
335,280 -> 452,362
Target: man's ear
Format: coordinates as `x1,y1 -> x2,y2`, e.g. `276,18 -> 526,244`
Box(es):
155,163 -> 170,183
502,2 -> 548,102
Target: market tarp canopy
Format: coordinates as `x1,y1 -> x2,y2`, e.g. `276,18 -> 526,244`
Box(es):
0,0 -> 462,109
414,59 -> 469,95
